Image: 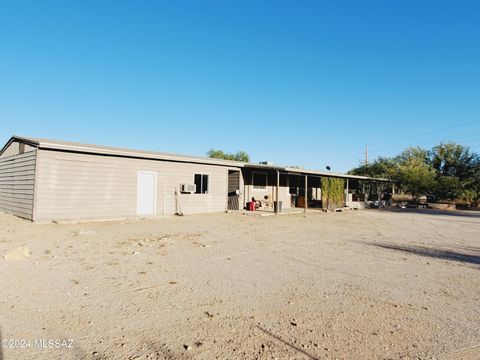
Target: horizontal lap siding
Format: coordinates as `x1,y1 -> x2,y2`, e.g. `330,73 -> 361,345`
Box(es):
35,150 -> 230,221
35,151 -> 157,221
0,141 -> 36,159
0,151 -> 36,220
163,162 -> 228,215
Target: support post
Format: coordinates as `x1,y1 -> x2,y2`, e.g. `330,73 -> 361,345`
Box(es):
275,170 -> 280,214
304,175 -> 308,213
345,178 -> 349,204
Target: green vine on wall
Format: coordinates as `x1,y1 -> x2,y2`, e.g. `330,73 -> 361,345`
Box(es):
322,177 -> 345,210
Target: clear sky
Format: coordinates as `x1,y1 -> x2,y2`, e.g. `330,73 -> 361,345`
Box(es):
1,1 -> 479,172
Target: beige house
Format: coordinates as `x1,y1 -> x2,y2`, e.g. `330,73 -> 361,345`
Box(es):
0,136 -> 389,222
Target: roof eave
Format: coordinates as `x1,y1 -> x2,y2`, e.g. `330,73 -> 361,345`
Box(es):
0,135 -> 40,157
36,140 -> 246,168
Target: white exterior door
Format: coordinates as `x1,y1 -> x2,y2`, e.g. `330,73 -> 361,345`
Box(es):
136,171 -> 157,216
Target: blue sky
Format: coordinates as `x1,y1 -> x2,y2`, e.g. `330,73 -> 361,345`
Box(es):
1,0 -> 479,172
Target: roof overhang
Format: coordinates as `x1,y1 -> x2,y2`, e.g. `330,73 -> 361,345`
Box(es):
4,135 -> 245,168
243,163 -> 390,182
1,135 -> 390,182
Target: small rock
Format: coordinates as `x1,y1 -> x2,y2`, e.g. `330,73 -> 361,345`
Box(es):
3,245 -> 30,260
290,322 -> 297,327
183,344 -> 191,351
205,311 -> 214,318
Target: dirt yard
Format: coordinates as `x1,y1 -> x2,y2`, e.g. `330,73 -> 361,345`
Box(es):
0,209 -> 479,360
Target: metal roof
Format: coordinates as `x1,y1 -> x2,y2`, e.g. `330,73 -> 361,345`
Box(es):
5,135 -> 245,167
244,163 -> 389,181
2,135 -> 390,182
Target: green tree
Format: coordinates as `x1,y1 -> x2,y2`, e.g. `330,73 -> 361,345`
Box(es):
321,177 -> 345,210
469,156 -> 480,205
429,142 -> 476,200
388,147 -> 436,201
207,148 -> 250,162
396,146 -> 430,164
233,151 -> 250,162
348,143 -> 480,205
349,157 -> 396,178
429,142 -> 476,179
392,156 -> 436,202
435,176 -> 462,200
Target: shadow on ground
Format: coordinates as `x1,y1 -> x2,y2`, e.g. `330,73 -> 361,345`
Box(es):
366,242 -> 480,266
256,326 -> 319,360
378,208 -> 480,219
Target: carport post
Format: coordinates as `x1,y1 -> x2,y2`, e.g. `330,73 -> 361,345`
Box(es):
275,170 -> 280,214
346,178 -> 349,203
304,175 -> 308,213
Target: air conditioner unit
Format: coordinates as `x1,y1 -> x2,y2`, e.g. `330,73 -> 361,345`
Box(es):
180,184 -> 196,193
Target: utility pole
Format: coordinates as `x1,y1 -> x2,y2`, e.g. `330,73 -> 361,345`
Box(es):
365,145 -> 369,165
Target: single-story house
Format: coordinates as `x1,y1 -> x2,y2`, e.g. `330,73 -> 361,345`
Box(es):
0,136 -> 390,222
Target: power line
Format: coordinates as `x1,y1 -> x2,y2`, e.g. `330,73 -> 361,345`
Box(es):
368,120 -> 479,147
368,129 -> 480,155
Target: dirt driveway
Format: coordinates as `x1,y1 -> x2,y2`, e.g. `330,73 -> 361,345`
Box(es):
0,209 -> 479,359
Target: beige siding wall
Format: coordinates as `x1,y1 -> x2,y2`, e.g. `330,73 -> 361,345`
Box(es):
0,150 -> 37,220
0,141 -> 36,159
162,161 -> 229,215
244,172 -> 292,209
34,150 -> 231,221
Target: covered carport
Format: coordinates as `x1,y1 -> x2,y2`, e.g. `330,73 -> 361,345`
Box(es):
241,164 -> 391,214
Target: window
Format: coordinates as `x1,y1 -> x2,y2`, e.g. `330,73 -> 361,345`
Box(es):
252,172 -> 267,189
194,174 -> 209,194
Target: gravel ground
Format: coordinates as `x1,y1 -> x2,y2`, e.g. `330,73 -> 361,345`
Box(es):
0,208 -> 479,359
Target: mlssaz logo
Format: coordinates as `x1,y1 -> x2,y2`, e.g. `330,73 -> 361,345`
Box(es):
34,339 -> 74,348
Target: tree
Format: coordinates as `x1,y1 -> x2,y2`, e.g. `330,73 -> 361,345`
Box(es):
396,146 -> 430,164
435,176 -> 462,200
233,151 -> 250,162
429,142 -> 476,179
348,142 -> 480,205
392,157 -> 436,202
469,156 -> 480,205
207,148 -> 250,162
349,157 -> 396,178
429,143 -> 476,200
387,147 -> 436,201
